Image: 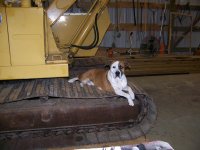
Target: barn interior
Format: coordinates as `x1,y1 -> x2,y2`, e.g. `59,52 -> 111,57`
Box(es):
0,0 -> 200,150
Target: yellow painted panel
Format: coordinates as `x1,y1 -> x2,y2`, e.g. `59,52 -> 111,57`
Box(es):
47,0 -> 76,25
6,7 -> 45,66
52,15 -> 86,47
0,7 -> 11,66
0,64 -> 69,80
76,8 -> 110,57
52,8 -> 110,57
46,15 -> 62,55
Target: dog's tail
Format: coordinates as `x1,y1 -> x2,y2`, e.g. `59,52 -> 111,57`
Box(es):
68,77 -> 79,83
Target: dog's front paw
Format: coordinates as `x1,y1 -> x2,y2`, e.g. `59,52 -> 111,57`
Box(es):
130,93 -> 135,100
128,99 -> 134,106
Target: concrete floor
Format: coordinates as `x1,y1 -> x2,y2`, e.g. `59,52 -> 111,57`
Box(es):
128,73 -> 200,150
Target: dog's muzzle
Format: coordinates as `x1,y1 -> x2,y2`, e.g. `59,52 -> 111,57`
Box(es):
115,71 -> 120,78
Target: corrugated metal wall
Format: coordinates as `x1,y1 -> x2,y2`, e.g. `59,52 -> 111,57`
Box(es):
100,0 -> 200,50
101,3 -> 169,48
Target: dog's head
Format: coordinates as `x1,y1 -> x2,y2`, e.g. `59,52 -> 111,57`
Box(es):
110,61 -> 125,79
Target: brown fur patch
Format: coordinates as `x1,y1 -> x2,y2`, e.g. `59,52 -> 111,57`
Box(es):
78,69 -> 114,92
118,61 -> 125,73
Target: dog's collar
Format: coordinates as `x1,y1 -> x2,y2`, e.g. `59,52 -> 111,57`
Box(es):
136,144 -> 146,150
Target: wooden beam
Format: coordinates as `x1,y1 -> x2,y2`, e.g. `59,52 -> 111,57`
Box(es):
167,0 -> 176,54
108,23 -> 168,31
109,2 -> 200,11
106,24 -> 200,32
108,2 -> 162,9
95,53 -> 200,76
78,2 -> 200,11
173,26 -> 200,32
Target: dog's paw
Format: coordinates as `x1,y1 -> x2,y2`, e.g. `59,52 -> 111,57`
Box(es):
130,93 -> 135,100
87,80 -> 94,86
128,100 -> 134,106
98,87 -> 102,90
80,83 -> 84,87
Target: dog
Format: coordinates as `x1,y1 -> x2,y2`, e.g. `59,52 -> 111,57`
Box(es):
68,60 -> 135,106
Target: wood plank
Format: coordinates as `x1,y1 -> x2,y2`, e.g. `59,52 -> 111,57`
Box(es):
107,24 -> 200,32
108,23 -> 166,31
79,2 -> 200,10
95,55 -> 200,76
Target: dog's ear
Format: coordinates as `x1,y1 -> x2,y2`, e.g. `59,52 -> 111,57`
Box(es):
104,64 -> 110,70
104,60 -> 114,70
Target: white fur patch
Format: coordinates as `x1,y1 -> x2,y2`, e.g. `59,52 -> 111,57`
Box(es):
108,61 -> 135,106
68,77 -> 78,83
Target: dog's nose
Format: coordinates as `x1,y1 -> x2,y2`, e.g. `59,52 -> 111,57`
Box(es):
115,71 -> 120,77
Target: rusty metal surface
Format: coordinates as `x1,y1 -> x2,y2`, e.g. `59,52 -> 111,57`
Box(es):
0,97 -> 140,132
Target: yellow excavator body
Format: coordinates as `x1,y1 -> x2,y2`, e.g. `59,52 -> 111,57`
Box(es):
0,0 -> 110,80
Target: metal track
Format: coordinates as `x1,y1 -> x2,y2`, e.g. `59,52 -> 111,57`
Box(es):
0,94 -> 156,142
0,57 -> 157,147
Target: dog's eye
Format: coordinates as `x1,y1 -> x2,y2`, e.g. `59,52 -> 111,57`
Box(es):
113,66 -> 116,69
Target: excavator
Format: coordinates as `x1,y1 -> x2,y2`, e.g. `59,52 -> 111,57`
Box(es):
0,0 -> 156,147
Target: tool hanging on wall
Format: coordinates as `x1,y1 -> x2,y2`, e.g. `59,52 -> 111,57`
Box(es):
140,2 -> 144,41
159,0 -> 167,54
132,0 -> 136,26
159,1 -> 167,22
112,0 -> 121,48
139,0 -> 159,57
177,2 -> 191,25
136,0 -> 140,42
127,32 -> 135,55
115,0 -> 121,38
150,2 -> 157,38
126,0 -> 137,56
143,0 -> 148,37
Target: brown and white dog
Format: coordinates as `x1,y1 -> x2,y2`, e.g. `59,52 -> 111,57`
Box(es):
68,61 -> 135,106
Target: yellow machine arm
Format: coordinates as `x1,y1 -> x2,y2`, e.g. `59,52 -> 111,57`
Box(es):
47,0 -> 110,57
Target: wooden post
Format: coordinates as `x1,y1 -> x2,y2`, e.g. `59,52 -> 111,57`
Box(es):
144,0 -> 147,36
167,0 -> 176,54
